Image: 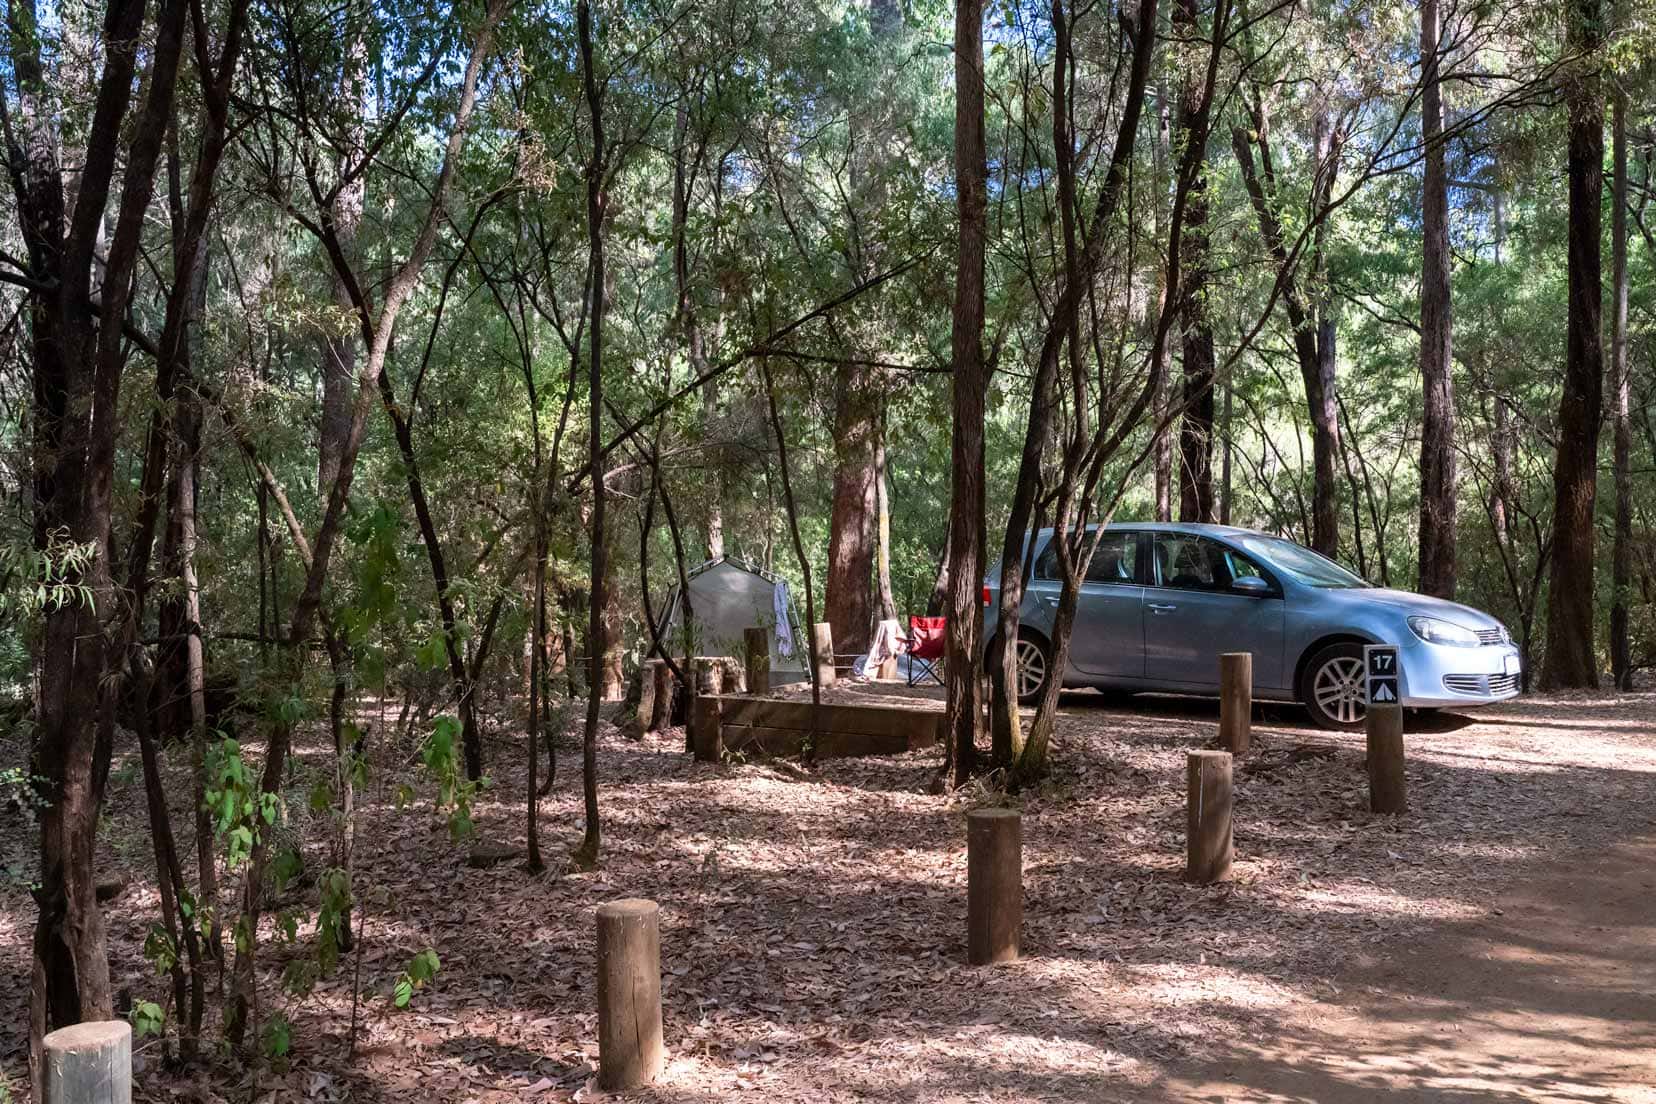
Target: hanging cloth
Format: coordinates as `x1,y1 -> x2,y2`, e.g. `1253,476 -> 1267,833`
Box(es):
773,579 -> 795,657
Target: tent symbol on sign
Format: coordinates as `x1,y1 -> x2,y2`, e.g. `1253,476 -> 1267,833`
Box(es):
1371,681 -> 1398,703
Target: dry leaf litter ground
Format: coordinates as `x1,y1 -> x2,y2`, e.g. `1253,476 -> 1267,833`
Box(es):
3,681 -> 1654,1102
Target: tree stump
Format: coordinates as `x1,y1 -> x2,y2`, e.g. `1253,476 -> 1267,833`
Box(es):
1186,750 -> 1234,883
692,695 -> 722,762
1366,703 -> 1407,814
1219,652 -> 1252,755
744,628 -> 770,695
43,1021 -> 131,1104
966,808 -> 1022,965
812,622 -> 836,687
596,898 -> 664,1091
693,657 -> 722,697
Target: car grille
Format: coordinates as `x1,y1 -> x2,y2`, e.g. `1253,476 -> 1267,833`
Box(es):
1442,673 -> 1521,696
1475,628 -> 1505,646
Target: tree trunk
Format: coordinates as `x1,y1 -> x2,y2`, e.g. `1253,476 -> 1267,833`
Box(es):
1218,378 -> 1233,525
1609,86 -> 1632,689
1539,0 -> 1605,690
944,0 -> 989,789
1416,0 -> 1457,599
1151,85 -> 1175,523
319,27 -> 366,495
825,384 -> 878,658
1174,0 -> 1214,524
25,0 -> 197,1072
575,0 -> 606,866
874,430 -> 898,624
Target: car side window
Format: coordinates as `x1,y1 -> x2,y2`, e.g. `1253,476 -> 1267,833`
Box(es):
1154,535 -> 1216,590
1034,542 -> 1060,580
1084,531 -> 1138,584
1154,535 -> 1273,593
1222,546 -> 1271,588
1033,531 -> 1138,582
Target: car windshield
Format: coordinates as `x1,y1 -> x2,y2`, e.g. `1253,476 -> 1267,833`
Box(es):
1237,535 -> 1369,589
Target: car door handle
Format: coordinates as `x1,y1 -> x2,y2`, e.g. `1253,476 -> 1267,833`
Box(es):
1148,602 -> 1178,613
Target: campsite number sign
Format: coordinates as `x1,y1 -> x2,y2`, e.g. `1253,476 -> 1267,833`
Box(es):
1363,644 -> 1401,707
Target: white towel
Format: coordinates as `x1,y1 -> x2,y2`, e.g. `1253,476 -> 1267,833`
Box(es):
854,619 -> 904,678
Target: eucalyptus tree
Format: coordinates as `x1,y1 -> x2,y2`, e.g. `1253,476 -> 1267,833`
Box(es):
1540,0 -> 1607,689
0,0 -> 252,1074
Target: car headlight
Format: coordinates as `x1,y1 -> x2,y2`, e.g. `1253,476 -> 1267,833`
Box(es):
1407,615 -> 1481,648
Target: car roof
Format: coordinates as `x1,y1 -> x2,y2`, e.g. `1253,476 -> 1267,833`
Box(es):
1031,521 -> 1266,539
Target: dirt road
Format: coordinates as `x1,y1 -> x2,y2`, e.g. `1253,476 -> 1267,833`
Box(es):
1160,833 -> 1656,1102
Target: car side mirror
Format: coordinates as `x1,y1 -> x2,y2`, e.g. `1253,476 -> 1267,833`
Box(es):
1231,575 -> 1271,595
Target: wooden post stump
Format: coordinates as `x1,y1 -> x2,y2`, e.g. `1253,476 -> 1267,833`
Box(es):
596,898 -> 664,1091
1218,652 -> 1252,754
43,1021 -> 131,1104
1186,750 -> 1234,883
744,628 -> 770,695
811,622 -> 836,687
966,808 -> 1022,965
648,659 -> 673,732
693,657 -> 722,697
634,659 -> 663,737
1366,703 -> 1407,814
692,695 -> 722,761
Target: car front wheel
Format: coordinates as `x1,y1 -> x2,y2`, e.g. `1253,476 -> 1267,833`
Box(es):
1301,643 -> 1368,731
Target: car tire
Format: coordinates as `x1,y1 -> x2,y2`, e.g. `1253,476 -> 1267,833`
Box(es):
1011,632 -> 1053,705
1299,642 -> 1368,731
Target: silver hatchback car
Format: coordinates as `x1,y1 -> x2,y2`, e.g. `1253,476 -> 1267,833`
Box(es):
985,522 -> 1522,729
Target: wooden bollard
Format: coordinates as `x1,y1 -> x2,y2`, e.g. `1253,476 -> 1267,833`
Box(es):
744,628 -> 770,695
691,695 -> 722,761
43,1020 -> 131,1104
634,658 -> 662,737
1218,652 -> 1252,754
1186,750 -> 1234,883
596,899 -> 664,1090
693,656 -> 722,696
811,622 -> 837,687
966,808 -> 1022,965
1367,703 -> 1407,814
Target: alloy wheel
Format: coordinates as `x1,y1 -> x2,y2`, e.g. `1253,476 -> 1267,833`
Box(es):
1015,637 -> 1048,700
1312,655 -> 1367,725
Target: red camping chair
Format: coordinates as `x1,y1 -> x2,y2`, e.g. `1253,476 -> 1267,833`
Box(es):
907,616 -> 946,686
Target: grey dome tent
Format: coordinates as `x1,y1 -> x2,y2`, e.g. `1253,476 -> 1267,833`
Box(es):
659,556 -> 809,685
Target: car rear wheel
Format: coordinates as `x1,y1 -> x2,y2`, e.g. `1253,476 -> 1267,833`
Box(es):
1013,633 -> 1052,704
1301,643 -> 1367,731
984,632 -> 1054,705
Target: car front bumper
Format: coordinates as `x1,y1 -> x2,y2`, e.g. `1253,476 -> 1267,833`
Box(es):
1399,638 -> 1522,708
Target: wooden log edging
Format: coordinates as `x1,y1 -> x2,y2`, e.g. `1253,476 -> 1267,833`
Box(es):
596,898 -> 664,1090
1218,652 -> 1252,755
43,1020 -> 131,1104
718,698 -> 942,758
967,808 -> 1022,965
1366,703 -> 1407,814
1186,749 -> 1234,884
